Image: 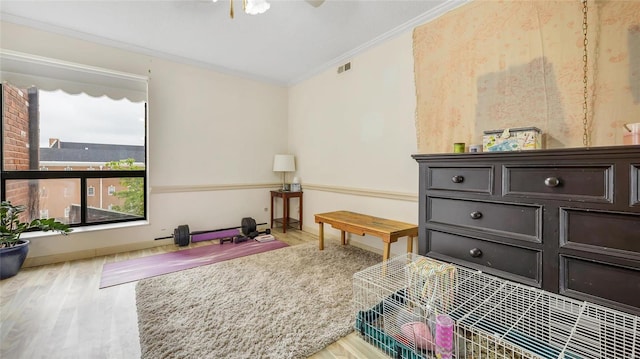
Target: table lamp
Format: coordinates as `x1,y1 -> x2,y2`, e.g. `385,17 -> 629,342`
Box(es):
273,154 -> 295,191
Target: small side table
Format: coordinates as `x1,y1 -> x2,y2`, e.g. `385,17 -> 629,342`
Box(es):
270,190 -> 303,233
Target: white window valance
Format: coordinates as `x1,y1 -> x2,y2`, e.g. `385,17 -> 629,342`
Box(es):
0,49 -> 147,103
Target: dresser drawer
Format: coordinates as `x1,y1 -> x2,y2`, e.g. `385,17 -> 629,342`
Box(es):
633,164 -> 640,206
428,231 -> 541,287
427,166 -> 492,194
560,208 -> 640,256
427,197 -> 541,242
560,256 -> 640,313
503,165 -> 613,202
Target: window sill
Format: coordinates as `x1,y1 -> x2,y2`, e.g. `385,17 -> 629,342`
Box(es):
21,220 -> 150,239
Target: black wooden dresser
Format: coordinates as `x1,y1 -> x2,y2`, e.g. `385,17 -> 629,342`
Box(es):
412,146 -> 640,315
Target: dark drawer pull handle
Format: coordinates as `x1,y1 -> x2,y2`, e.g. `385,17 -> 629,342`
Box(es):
544,177 -> 560,187
470,211 -> 482,219
469,248 -> 482,258
451,175 -> 464,183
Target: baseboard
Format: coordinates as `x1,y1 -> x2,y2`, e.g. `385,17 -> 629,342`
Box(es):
23,238 -> 173,268
25,225 -> 408,267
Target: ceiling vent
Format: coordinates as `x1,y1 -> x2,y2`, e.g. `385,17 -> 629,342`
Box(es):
337,62 -> 352,74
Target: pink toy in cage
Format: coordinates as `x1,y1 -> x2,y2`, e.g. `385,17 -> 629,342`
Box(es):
400,321 -> 434,350
435,314 -> 454,359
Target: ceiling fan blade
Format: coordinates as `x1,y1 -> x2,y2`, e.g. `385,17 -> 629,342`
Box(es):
305,0 -> 325,8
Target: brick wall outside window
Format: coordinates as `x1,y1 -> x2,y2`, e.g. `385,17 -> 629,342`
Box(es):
2,83 -> 37,221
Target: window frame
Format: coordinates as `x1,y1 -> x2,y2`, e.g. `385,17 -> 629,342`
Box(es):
0,169 -> 147,227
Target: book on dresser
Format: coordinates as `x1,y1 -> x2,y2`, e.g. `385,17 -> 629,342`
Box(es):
412,145 -> 640,316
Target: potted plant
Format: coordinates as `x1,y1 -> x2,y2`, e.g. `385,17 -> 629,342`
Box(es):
0,201 -> 72,279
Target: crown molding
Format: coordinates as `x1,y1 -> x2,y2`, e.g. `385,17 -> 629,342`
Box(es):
287,0 -> 471,86
1,0 -> 470,88
0,13 -> 287,87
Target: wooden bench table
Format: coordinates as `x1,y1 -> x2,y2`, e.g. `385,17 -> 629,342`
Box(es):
314,210 -> 418,261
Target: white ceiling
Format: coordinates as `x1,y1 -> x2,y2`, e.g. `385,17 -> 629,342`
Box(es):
0,0 -> 466,85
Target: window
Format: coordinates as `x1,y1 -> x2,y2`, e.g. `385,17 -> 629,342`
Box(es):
1,51 -> 148,227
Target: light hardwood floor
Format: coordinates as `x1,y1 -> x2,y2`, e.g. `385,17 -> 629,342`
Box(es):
0,228 -> 389,359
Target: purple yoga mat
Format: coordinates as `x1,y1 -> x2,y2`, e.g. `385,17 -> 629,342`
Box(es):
191,228 -> 240,242
99,239 -> 288,288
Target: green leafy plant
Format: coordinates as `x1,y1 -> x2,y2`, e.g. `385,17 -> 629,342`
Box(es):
0,201 -> 72,248
104,158 -> 144,217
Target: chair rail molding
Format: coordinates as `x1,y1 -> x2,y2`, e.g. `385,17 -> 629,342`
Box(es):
302,183 -> 417,202
151,183 -> 280,194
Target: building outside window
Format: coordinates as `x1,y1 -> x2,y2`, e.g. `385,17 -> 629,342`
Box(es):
1,51 -> 147,227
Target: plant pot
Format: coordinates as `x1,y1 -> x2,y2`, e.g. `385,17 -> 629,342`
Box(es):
0,239 -> 30,280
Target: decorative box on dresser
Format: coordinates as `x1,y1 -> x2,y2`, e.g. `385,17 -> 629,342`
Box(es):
412,145 -> 640,315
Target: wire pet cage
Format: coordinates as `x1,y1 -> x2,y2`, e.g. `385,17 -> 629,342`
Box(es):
353,254 -> 639,359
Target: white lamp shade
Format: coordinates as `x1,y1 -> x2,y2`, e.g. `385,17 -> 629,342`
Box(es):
245,0 -> 270,15
273,154 -> 295,172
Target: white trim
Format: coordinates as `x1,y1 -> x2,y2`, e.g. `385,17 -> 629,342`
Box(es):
0,49 -> 148,83
0,1 -> 469,87
288,0 -> 470,85
150,182 -> 417,202
38,161 -> 145,169
0,14 -> 285,87
0,49 -> 148,102
150,183 -> 280,194
22,220 -> 153,267
300,183 -> 417,202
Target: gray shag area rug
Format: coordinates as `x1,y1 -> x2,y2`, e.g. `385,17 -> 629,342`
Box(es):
136,242 -> 381,359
